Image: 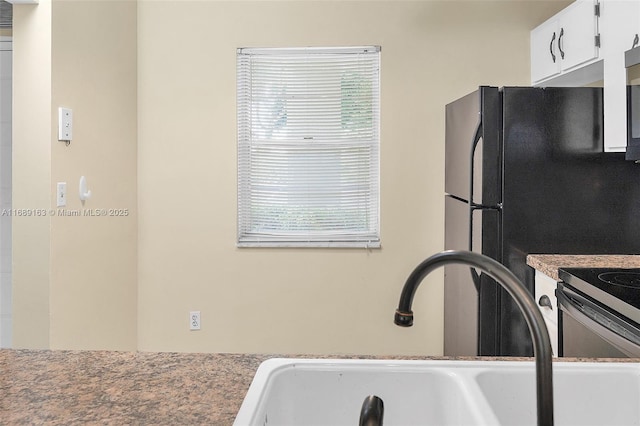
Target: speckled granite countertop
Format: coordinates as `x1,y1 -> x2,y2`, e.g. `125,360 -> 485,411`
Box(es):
0,349 -> 636,425
527,254 -> 640,281
0,350 -> 264,425
0,350 -> 470,425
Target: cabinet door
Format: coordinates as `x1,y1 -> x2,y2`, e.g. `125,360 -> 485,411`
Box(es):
531,18 -> 561,83
600,0 -> 639,53
601,0 -> 640,152
558,0 -> 599,71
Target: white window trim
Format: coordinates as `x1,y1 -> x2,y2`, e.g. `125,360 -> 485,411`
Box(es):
236,46 -> 381,248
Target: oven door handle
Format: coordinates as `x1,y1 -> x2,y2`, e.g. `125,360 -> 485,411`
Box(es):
557,287 -> 640,357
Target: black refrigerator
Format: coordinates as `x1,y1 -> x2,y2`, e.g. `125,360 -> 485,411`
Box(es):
444,86 -> 640,357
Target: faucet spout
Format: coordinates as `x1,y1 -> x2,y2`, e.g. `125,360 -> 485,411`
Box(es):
359,395 -> 384,426
394,250 -> 554,426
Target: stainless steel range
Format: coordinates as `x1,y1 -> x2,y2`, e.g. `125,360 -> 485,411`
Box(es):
557,268 -> 640,358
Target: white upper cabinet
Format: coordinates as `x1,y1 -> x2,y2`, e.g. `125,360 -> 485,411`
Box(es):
531,17 -> 562,83
530,0 -> 640,152
601,0 -> 640,151
560,0 -> 601,70
531,0 -> 600,85
600,0 -> 640,53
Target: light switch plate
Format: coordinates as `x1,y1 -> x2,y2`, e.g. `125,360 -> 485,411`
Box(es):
58,107 -> 73,141
56,182 -> 66,207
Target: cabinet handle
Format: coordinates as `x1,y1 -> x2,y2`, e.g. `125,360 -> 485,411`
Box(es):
538,295 -> 553,310
549,31 -> 556,63
634,34 -> 639,49
558,28 -> 565,60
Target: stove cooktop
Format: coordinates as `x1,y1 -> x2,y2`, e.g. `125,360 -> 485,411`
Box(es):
558,268 -> 640,324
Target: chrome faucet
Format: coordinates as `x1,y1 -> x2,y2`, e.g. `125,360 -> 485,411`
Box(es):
394,250 -> 554,426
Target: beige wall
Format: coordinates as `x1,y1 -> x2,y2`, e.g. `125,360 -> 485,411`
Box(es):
12,0 -> 52,349
11,0 -> 567,354
137,1 -> 567,355
12,0 -> 137,350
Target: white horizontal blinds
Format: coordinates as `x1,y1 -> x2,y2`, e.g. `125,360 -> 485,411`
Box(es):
237,46 -> 380,246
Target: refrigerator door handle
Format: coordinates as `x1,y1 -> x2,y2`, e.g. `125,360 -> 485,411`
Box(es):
468,118 -> 483,292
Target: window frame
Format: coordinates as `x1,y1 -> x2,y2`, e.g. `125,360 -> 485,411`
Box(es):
236,46 -> 381,248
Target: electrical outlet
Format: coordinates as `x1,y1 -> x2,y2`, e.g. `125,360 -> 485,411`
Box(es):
190,311 -> 201,331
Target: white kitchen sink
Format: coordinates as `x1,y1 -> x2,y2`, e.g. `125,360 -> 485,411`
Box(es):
233,358 -> 640,426
475,363 -> 640,426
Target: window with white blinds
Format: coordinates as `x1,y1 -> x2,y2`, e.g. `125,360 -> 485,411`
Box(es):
237,46 -> 380,247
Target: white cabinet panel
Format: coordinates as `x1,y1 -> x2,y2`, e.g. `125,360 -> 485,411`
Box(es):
531,0 -> 600,85
560,0 -> 600,71
534,271 -> 559,357
601,0 -> 640,151
531,18 -> 561,83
